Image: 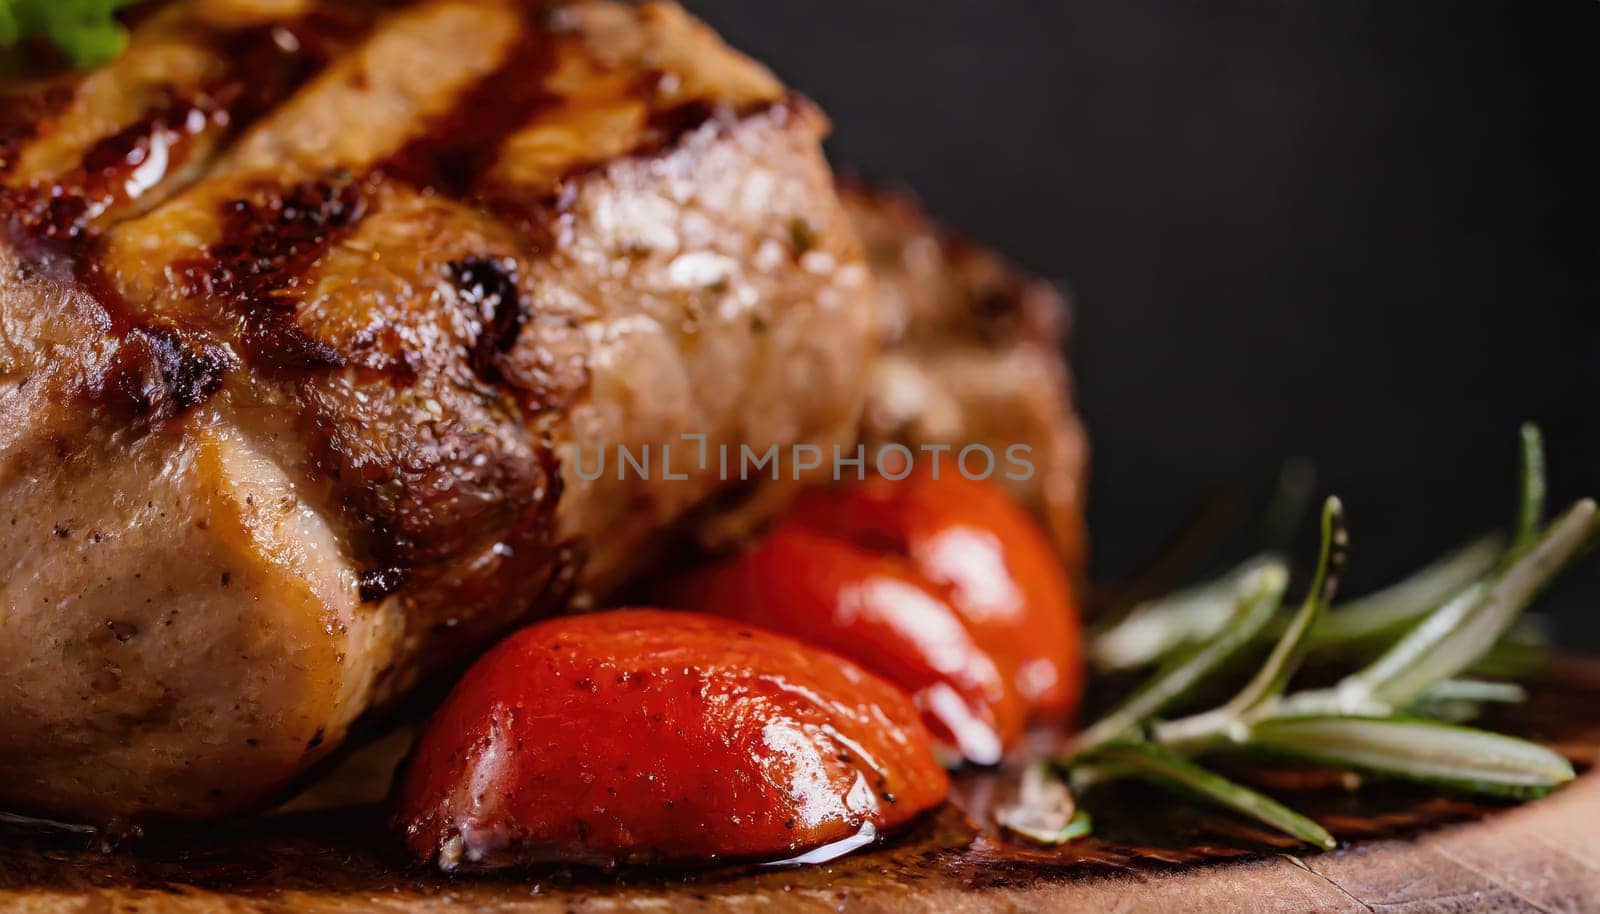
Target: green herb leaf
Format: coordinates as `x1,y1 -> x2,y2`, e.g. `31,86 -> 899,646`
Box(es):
0,4 -> 20,46
1075,740 -> 1336,850
1343,498 -> 1596,708
1154,499 -> 1351,752
1091,554 -> 1283,671
1072,561 -> 1287,753
1308,535 -> 1502,651
1246,715 -> 1574,799
1407,677 -> 1527,724
1415,679 -> 1526,706
1224,497 -> 1346,716
1509,422 -> 1547,563
1470,624 -> 1549,679
0,0 -> 144,68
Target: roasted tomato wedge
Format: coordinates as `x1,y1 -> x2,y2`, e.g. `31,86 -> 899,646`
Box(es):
785,466 -> 1085,720
678,524 -> 1023,765
397,609 -> 948,870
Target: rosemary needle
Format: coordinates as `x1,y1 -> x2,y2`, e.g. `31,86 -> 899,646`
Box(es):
1070,561 -> 1287,753
1074,741 -> 1336,850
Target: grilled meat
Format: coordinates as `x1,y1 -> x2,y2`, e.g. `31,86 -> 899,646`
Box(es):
847,187 -> 1089,569
0,0 -> 874,823
0,0 -> 1086,827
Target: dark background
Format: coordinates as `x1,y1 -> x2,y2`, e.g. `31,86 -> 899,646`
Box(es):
685,1 -> 1600,648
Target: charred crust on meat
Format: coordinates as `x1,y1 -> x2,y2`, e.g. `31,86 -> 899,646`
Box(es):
0,11 -> 374,425
1,13 -> 363,238
213,10 -> 375,118
358,567 -> 407,603
447,255 -> 527,384
206,178 -> 367,301
177,176 -> 367,371
0,186 -> 96,243
381,14 -> 560,201
128,325 -> 236,415
642,98 -> 722,147
0,213 -> 235,419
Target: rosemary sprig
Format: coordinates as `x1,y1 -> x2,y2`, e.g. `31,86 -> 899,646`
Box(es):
1151,497 -> 1350,755
1090,554 -> 1283,672
1070,561 -> 1287,751
1089,426 -> 1551,673
1072,740 -> 1336,850
1414,678 -> 1526,705
1224,498 -> 1346,715
1510,422 -> 1547,562
1010,426 -> 1594,849
1092,534 -> 1507,673
1243,715 -> 1572,800
1305,535 -> 1502,653
1403,677 -> 1529,724
1329,497 -> 1595,712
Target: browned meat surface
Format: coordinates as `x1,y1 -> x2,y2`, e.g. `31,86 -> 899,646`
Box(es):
0,0 -> 875,824
845,187 -> 1089,569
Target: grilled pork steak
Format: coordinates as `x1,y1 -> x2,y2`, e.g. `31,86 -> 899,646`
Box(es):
0,0 -> 1086,827
0,0 -> 874,823
280,193 -> 1094,817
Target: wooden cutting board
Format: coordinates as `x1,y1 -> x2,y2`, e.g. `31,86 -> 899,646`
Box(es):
5,657 -> 1599,913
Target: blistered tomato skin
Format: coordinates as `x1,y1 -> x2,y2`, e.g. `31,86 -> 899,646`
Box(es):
787,467 -> 1085,720
397,610 -> 949,870
681,525 -> 1023,765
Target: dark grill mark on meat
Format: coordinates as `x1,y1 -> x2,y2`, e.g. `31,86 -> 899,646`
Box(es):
139,327 -> 235,413
95,326 -> 237,417
68,246 -> 240,418
214,9 -> 375,122
178,177 -> 369,371
0,196 -> 237,419
3,15 -> 366,243
0,164 -> 241,418
447,255 -> 526,385
0,186 -> 95,243
643,98 -> 722,149
0,12 -> 378,419
358,567 -> 407,603
381,21 -> 559,201
87,327 -> 232,418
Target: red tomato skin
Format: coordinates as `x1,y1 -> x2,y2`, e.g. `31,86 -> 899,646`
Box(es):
786,467 -> 1085,721
397,610 -> 948,870
680,525 -> 1023,765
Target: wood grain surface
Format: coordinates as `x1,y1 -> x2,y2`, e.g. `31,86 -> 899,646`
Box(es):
4,658 -> 1598,913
